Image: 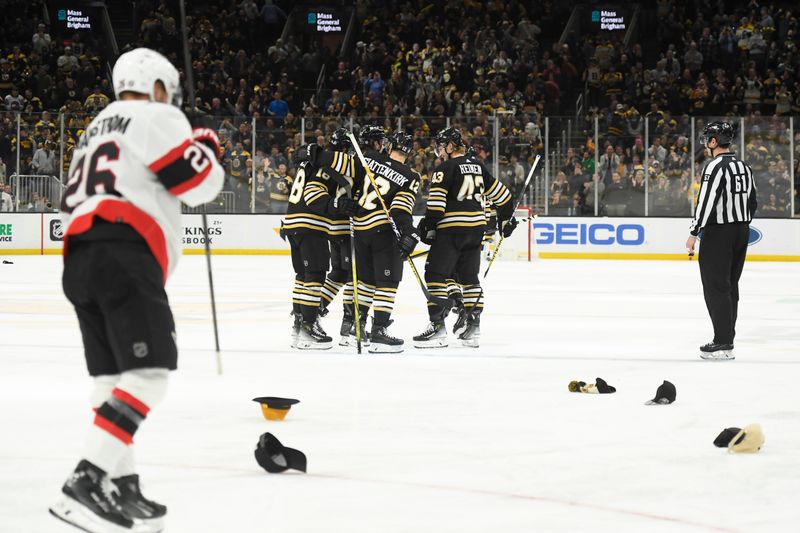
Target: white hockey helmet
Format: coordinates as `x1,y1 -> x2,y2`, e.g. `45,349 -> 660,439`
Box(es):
112,48 -> 182,106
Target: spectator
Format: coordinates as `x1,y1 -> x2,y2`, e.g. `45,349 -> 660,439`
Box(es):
582,173 -> 605,215
364,71 -> 385,103
268,163 -> 291,213
56,46 -> 79,75
597,144 -> 620,184
603,171 -> 629,216
31,140 -> 57,176
4,86 -> 25,111
84,86 -> 109,113
684,42 -> 703,73
267,91 -> 289,121
1,183 -> 12,212
31,23 -> 51,54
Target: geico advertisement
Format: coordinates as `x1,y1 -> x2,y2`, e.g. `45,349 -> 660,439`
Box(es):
532,217 -> 800,256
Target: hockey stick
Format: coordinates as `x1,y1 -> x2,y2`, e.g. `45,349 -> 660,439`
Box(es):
482,154 -> 540,278
346,132 -> 452,309
349,216 -> 362,353
463,155 -> 541,321
327,171 -> 363,354
179,0 -> 222,374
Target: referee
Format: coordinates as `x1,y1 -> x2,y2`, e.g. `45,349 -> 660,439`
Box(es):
686,121 -> 757,360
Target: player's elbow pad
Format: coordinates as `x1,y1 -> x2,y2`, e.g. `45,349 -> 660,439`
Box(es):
178,153 -> 225,207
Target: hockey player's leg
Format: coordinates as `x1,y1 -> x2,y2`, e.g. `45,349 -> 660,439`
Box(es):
339,283 -> 356,344
295,234 -> 333,350
319,239 -> 348,317
341,235 -> 372,347
296,271 -> 332,350
414,235 -> 459,348
369,237 -> 404,353
455,233 -> 484,347
56,242 -> 174,532
290,276 -> 304,348
698,226 -> 735,360
458,282 -> 482,348
413,269 -> 449,348
289,237 -> 306,348
51,369 -> 169,533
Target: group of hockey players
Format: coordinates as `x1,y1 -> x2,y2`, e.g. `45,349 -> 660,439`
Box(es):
285,123 -> 518,353
50,46 -> 520,533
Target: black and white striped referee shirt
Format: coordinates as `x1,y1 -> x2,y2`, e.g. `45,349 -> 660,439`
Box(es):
689,152 -> 757,236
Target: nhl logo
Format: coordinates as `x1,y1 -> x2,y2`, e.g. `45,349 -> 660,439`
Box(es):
50,219 -> 64,241
132,342 -> 149,358
384,269 -> 391,277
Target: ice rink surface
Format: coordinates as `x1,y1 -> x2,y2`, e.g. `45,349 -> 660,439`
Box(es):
1,254 -> 799,533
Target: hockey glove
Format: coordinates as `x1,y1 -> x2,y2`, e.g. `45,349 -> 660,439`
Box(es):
192,127 -> 221,160
293,144 -> 320,165
500,217 -> 518,238
398,226 -> 420,259
417,217 -> 437,245
334,196 -> 358,218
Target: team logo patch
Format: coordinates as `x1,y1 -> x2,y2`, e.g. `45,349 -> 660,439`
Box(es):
132,342 -> 149,358
50,219 -> 64,241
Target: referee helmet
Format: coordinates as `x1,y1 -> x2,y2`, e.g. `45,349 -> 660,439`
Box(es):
700,121 -> 737,148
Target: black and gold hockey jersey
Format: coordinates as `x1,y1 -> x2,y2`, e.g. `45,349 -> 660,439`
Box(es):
426,155 -> 512,232
319,150 -> 420,235
282,161 -> 350,237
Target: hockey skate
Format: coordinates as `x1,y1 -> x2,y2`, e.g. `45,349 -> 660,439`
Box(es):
50,460 -> 153,533
452,305 -> 469,337
699,342 -> 734,360
369,320 -> 404,353
113,474 -> 166,532
413,321 -> 448,348
340,314 -> 370,348
296,321 -> 333,350
457,317 -> 480,348
290,312 -> 302,349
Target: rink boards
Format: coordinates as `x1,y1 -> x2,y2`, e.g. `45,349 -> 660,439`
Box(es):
1,213 -> 799,261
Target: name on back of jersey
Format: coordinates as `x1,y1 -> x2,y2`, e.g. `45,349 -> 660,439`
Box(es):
367,158 -> 408,187
77,115 -> 132,149
459,163 -> 482,175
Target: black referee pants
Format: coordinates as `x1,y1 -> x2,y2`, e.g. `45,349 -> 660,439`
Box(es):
698,223 -> 750,345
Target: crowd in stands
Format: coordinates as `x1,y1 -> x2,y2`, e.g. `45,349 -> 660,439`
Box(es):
1,0 -> 798,217
0,0 -> 110,211
553,0 -> 800,216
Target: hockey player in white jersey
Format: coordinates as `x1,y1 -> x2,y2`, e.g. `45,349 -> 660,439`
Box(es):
49,48 -> 224,533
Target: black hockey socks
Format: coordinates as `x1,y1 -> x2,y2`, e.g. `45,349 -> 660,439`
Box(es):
425,279 -> 450,321
461,284 -> 483,312
355,281 -> 375,319
320,278 -> 344,309
293,277 -> 324,323
372,284 -> 398,327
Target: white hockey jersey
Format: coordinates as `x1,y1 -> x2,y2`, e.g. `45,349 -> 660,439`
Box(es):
60,100 -> 224,282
